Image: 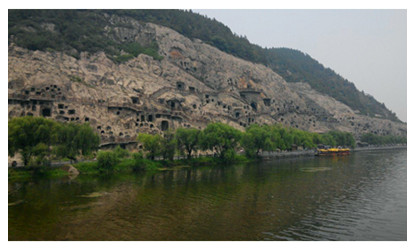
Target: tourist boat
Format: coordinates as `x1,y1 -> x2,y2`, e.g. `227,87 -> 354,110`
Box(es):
315,147 -> 350,156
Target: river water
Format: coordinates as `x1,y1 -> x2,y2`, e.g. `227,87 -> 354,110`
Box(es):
8,149 -> 407,241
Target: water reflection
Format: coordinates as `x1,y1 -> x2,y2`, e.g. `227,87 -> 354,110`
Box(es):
8,150 -> 406,240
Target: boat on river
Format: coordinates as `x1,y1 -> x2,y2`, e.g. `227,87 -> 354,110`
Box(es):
315,146 -> 350,156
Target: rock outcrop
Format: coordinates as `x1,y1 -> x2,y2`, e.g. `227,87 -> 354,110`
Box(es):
61,165 -> 80,177
8,15 -> 406,147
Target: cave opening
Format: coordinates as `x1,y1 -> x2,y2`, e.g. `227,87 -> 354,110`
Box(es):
250,102 -> 257,111
161,120 -> 169,131
176,82 -> 185,90
41,108 -> 51,117
131,97 -> 139,104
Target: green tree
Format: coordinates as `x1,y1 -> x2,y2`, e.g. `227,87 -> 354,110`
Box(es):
54,123 -> 79,161
8,116 -> 58,166
97,151 -> 119,173
269,125 -> 285,150
55,122 -> 100,161
160,130 -> 176,161
282,131 -> 294,150
175,127 -> 200,159
200,122 -> 242,160
241,124 -> 275,158
268,125 -> 289,150
360,133 -> 405,145
320,133 -> 336,147
327,131 -> 355,148
30,142 -> 50,166
75,123 -> 100,156
312,133 -> 323,145
137,133 -> 162,160
344,132 -> 356,148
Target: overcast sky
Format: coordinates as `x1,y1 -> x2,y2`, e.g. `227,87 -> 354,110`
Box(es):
194,9 -> 407,122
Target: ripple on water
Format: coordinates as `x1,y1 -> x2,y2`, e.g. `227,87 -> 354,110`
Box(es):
8,149 -> 407,241
300,167 -> 332,173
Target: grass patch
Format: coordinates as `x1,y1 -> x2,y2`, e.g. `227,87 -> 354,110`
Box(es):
38,168 -> 68,178
74,157 -> 164,175
74,161 -> 99,174
113,158 -> 135,172
69,75 -> 83,83
114,54 -> 135,63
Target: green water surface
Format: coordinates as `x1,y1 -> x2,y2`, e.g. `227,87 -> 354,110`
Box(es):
8,149 -> 407,240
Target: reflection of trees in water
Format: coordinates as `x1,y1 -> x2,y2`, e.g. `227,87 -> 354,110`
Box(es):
9,150 -> 406,240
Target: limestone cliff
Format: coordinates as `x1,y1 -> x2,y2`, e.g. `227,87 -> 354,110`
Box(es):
8,15 -> 406,147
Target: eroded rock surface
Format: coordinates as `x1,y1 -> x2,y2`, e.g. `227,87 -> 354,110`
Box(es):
8,16 -> 406,147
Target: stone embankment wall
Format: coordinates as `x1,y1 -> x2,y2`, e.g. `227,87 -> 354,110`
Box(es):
259,145 -> 407,160
351,145 -> 407,152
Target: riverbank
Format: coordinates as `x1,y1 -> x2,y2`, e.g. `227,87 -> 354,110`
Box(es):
259,144 -> 407,160
8,145 -> 406,181
74,154 -> 252,174
8,155 -> 252,181
259,150 -> 316,160
351,145 -> 407,152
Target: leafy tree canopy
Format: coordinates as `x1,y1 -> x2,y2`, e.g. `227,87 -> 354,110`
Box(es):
137,133 -> 162,160
8,116 -> 100,166
241,124 -> 275,157
175,127 -> 200,159
200,122 -> 242,160
9,116 -> 58,166
160,130 -> 176,161
360,133 -> 406,145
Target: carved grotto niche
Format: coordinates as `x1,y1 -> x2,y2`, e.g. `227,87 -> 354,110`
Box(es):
41,107 -> 51,117
161,120 -> 169,131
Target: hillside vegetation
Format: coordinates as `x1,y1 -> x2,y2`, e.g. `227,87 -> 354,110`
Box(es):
8,9 -> 400,122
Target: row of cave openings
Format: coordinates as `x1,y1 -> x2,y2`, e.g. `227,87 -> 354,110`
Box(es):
109,107 -> 173,133
21,84 -> 65,100
9,99 -> 90,123
9,98 -> 392,138
175,80 -> 274,116
176,81 -> 197,93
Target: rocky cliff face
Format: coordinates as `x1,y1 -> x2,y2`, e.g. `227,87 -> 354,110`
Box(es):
8,14 -> 406,146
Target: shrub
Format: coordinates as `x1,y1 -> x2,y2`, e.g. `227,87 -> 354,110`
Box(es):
97,151 -> 119,173
114,158 -> 136,172
222,148 -> 236,163
129,152 -> 160,171
113,145 -> 130,159
141,159 -> 160,171
132,152 -> 145,171
74,161 -> 99,174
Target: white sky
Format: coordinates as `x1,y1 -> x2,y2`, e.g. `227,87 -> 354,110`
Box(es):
194,9 -> 407,122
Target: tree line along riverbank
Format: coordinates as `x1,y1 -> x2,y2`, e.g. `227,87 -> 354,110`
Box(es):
8,116 -> 406,180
